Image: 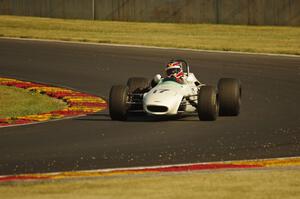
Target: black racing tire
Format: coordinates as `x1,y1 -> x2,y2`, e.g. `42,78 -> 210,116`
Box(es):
197,86 -> 218,121
218,78 -> 241,116
109,85 -> 129,121
127,77 -> 149,93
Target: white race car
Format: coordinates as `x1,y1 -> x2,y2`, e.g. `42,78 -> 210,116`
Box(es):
109,60 -> 241,121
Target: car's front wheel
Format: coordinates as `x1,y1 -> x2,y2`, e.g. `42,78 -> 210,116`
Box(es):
109,85 -> 129,121
218,78 -> 241,116
197,86 -> 218,121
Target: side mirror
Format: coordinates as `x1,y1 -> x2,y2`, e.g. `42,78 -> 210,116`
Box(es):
151,74 -> 162,88
153,74 -> 162,83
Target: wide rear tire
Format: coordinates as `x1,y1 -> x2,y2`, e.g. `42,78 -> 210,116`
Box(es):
218,78 -> 241,116
127,77 -> 149,93
198,86 -> 218,121
109,85 -> 129,121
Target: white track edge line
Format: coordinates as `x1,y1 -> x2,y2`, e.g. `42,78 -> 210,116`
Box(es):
0,156 -> 299,178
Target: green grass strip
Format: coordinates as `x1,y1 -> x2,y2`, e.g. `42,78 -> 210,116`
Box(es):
0,85 -> 67,118
1,168 -> 300,199
0,15 -> 300,55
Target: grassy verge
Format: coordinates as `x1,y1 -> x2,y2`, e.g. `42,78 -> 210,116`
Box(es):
0,168 -> 300,199
0,85 -> 67,118
0,15 -> 300,55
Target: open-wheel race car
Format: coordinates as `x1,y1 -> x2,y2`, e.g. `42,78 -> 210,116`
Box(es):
109,59 -> 241,121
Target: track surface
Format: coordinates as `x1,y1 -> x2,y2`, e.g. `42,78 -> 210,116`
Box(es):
0,38 -> 299,175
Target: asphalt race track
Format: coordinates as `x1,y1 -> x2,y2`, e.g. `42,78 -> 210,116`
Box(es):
0,38 -> 299,175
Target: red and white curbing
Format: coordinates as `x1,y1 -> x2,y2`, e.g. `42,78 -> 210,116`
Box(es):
0,77 -> 107,127
0,156 -> 299,182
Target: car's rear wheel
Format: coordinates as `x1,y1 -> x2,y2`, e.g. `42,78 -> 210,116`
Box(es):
109,85 -> 129,121
197,86 -> 218,121
127,77 -> 149,93
218,78 -> 241,116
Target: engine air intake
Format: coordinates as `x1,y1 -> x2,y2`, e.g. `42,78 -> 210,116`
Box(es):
147,105 -> 168,112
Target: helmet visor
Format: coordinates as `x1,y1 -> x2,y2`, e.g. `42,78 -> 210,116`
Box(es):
166,68 -> 181,76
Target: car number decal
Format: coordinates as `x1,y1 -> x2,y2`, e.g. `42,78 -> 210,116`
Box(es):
153,89 -> 170,94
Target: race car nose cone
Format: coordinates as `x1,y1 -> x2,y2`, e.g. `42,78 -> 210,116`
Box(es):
143,89 -> 183,115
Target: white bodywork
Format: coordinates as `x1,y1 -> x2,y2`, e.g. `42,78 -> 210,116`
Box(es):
143,73 -> 202,115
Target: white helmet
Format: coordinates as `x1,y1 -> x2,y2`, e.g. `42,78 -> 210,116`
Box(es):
165,61 -> 184,78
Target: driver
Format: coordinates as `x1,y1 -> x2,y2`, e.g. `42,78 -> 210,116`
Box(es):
165,61 -> 185,84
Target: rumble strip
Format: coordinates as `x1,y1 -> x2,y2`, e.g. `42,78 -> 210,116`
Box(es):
0,157 -> 299,182
0,77 -> 107,127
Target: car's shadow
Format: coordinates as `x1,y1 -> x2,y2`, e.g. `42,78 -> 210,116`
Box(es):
75,112 -> 200,122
